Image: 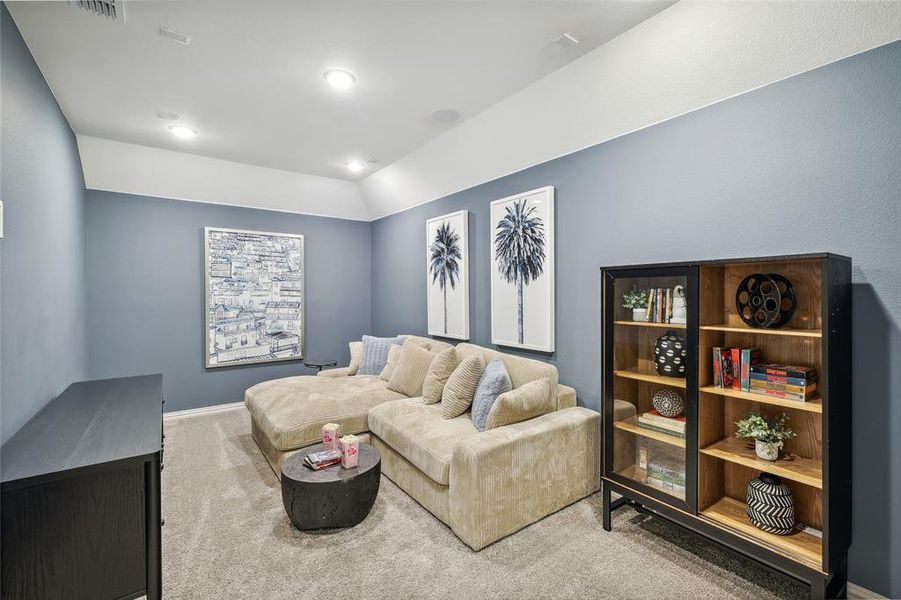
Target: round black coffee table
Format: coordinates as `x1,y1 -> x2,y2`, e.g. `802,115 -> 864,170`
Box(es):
281,443 -> 381,530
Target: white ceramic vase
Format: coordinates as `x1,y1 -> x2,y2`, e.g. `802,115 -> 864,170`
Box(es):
755,440 -> 782,461
632,308 -> 647,322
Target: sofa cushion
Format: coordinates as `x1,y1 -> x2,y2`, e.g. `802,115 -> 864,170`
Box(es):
470,358 -> 512,432
387,341 -> 436,397
358,335 -> 405,375
348,341 -> 363,375
403,335 -> 454,354
378,344 -> 404,382
455,343 -> 558,407
441,354 -> 486,418
368,397 -> 478,485
485,378 -> 553,430
421,347 -> 460,404
245,375 -> 405,451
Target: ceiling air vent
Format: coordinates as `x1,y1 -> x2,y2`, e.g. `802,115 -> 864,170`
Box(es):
70,1 -> 126,25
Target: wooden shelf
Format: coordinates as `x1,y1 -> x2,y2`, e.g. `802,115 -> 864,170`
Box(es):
699,324 -> 822,338
618,464 -> 686,500
614,416 -> 686,448
701,497 -> 822,571
614,368 -> 686,389
700,437 -> 822,489
699,386 -> 822,414
614,320 -> 686,330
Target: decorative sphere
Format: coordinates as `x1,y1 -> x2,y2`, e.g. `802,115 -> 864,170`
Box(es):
654,331 -> 687,378
652,389 -> 685,417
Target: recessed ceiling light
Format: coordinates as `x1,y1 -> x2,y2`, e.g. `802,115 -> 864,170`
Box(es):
168,124 -> 197,140
324,69 -> 356,91
430,109 -> 461,123
345,160 -> 366,172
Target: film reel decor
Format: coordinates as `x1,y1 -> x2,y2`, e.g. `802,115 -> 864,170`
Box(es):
735,273 -> 797,329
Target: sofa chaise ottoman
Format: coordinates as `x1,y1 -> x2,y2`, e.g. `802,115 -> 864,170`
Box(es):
245,335 -> 451,474
244,335 -> 636,550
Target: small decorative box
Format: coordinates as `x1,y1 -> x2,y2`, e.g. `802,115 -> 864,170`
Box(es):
339,434 -> 359,468
322,423 -> 340,451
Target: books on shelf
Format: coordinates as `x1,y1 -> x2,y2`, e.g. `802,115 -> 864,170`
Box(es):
748,364 -> 818,402
304,449 -> 342,470
712,347 -> 734,388
643,287 -> 681,324
638,409 -> 686,438
647,458 -> 686,494
712,347 -> 761,392
740,348 -> 761,392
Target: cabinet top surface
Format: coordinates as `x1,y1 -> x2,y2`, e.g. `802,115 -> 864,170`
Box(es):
599,252 -> 850,273
1,375 -> 163,486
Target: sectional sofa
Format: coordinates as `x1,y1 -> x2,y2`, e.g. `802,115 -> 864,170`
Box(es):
245,335 -> 635,550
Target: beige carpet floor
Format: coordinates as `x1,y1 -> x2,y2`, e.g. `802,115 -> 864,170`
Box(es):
161,407 -> 806,599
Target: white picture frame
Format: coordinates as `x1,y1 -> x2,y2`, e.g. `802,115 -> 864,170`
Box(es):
204,227 -> 305,368
426,210 -> 470,340
490,186 -> 555,352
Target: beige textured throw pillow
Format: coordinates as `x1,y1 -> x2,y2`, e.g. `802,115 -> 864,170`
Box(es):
441,354 -> 487,418
387,341 -> 436,397
485,378 -> 553,430
378,344 -> 403,381
348,341 -> 363,375
421,347 -> 460,404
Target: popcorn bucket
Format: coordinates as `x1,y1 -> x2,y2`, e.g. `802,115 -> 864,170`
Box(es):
339,434 -> 359,468
322,423 -> 339,451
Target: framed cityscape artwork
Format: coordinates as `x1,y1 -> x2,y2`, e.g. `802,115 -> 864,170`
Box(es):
490,186 -> 555,352
426,210 -> 470,340
204,227 -> 304,368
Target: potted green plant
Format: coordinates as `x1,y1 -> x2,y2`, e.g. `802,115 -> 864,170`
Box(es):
622,287 -> 649,322
734,413 -> 796,461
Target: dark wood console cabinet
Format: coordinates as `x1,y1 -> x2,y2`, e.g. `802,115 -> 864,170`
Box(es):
1,375 -> 164,600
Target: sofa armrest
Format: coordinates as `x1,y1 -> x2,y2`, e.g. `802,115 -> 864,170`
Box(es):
448,407 -> 600,550
317,366 -> 353,378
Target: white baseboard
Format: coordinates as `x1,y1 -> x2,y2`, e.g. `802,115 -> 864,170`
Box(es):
848,582 -> 886,599
164,401 -> 244,419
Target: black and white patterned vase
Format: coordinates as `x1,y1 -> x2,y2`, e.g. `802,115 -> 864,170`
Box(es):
654,331 -> 687,378
652,389 -> 685,417
746,473 -> 796,535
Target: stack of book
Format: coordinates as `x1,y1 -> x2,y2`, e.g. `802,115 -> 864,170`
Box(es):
644,288 -> 674,323
712,347 -> 761,392
647,458 -> 686,495
749,364 -> 818,402
637,409 -> 686,439
304,449 -> 342,470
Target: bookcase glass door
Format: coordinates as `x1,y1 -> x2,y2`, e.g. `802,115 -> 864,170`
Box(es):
604,266 -> 697,512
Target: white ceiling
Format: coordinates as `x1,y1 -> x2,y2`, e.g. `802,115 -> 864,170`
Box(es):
6,0 -> 672,181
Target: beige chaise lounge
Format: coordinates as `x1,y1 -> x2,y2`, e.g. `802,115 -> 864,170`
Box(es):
245,335 -> 636,550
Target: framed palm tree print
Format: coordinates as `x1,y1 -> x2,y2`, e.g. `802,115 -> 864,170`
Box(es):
426,210 -> 470,340
490,186 -> 555,352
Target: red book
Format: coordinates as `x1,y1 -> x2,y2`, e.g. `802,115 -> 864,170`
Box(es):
730,348 -> 741,390
720,349 -> 734,388
644,409 -> 687,423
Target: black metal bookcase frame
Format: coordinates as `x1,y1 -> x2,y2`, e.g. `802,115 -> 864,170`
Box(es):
600,253 -> 851,600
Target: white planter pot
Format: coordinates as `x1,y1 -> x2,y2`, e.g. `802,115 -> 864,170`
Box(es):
755,440 -> 782,461
632,308 -> 647,322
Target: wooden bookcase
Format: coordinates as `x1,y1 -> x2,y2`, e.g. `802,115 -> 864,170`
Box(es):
601,254 -> 851,599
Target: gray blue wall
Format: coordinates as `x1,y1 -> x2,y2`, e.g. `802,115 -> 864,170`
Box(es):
370,43 -> 901,596
0,4 -> 88,444
84,191 -> 371,413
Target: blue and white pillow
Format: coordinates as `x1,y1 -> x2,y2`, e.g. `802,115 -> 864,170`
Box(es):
357,335 -> 406,375
470,358 -> 512,432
